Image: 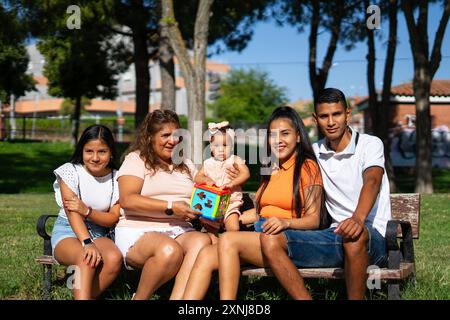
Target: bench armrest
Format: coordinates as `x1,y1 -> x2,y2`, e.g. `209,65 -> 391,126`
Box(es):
36,215 -> 58,241
386,220 -> 415,267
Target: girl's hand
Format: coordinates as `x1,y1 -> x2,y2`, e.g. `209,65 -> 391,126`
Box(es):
173,201 -> 201,221
64,196 -> 89,217
262,217 -> 291,235
83,242 -> 102,268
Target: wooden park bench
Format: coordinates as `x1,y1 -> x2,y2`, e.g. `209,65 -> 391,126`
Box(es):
239,193 -> 420,300
35,193 -> 420,300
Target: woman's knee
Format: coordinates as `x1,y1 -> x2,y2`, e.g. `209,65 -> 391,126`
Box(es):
260,233 -> 285,257
217,231 -> 238,252
183,232 -> 212,254
102,249 -> 123,273
196,245 -> 218,269
156,241 -> 184,267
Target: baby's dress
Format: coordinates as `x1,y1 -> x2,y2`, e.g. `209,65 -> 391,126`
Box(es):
202,155 -> 245,220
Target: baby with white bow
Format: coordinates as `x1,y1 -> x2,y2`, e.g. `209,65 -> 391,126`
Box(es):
194,121 -> 250,232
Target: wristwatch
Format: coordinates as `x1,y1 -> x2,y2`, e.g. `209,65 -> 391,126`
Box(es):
81,238 -> 93,247
165,200 -> 174,216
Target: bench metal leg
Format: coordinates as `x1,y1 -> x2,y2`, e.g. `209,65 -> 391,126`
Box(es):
43,265 -> 52,300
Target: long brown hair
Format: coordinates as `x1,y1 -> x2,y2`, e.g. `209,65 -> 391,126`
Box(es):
256,106 -> 330,229
125,110 -> 190,176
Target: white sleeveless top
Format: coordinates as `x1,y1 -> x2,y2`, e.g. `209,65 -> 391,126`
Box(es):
53,162 -> 119,219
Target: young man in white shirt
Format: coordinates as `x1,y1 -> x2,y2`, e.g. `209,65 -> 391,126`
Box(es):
259,88 -> 391,300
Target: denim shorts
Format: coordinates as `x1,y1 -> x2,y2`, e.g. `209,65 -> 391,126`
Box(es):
50,215 -> 110,255
255,218 -> 387,268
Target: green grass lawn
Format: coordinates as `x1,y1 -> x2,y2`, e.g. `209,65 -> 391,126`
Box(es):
0,193 -> 448,300
1,141 -> 449,299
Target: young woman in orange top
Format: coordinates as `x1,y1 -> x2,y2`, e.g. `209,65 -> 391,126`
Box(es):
217,106 -> 328,299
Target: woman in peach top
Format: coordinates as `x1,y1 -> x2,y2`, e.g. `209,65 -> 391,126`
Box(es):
115,110 -> 211,300
217,106 -> 328,299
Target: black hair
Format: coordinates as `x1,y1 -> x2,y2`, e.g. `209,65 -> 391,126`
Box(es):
256,106 -> 330,229
70,124 -> 117,169
316,88 -> 348,111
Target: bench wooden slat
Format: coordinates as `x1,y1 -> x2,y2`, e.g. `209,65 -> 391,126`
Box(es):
390,193 -> 420,239
241,262 -> 414,280
35,255 -> 57,265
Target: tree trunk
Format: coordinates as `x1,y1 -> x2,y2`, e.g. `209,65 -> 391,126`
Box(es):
71,96 -> 82,146
365,0 -> 378,136
381,0 -> 398,192
159,26 -> 176,112
310,0 -> 343,105
308,0 -> 321,106
8,95 -> 16,140
309,0 -> 343,140
161,0 -> 213,160
131,3 -> 150,129
413,70 -> 433,194
402,0 -> 450,193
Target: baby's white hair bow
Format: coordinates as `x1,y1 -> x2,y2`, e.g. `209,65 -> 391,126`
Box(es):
208,121 -> 235,139
208,121 -> 230,135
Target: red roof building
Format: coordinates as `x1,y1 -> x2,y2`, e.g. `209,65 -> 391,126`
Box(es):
354,79 -> 450,133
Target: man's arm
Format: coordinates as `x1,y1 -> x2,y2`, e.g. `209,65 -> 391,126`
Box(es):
334,166 -> 383,239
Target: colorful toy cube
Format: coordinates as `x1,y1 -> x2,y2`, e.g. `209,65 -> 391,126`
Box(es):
190,183 -> 231,221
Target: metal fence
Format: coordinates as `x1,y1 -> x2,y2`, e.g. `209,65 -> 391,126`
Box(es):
0,114 -> 135,142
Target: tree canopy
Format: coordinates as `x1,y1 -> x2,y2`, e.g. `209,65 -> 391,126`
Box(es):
0,4 -> 35,102
209,68 -> 288,125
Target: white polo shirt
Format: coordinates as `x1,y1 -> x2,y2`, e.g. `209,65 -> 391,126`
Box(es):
312,127 -> 391,237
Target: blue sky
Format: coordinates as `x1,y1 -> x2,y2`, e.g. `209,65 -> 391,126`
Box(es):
211,3 -> 450,102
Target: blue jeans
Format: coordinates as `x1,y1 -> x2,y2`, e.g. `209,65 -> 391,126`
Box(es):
283,225 -> 388,268
51,215 -> 109,255
255,218 -> 387,268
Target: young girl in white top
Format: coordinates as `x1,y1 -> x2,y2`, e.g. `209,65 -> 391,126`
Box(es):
195,121 -> 250,232
50,124 -> 122,300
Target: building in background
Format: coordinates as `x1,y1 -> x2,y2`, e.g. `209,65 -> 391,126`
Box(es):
354,79 -> 450,168
12,44 -> 230,117
354,79 -> 450,133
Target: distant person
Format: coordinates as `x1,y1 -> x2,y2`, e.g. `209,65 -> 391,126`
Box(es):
260,88 -> 391,299
50,124 -> 122,300
115,110 -> 212,300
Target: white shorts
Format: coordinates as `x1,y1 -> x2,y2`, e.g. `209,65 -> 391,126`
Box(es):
114,225 -> 194,270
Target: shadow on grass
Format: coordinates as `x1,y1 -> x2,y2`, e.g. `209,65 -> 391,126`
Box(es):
0,142 -> 131,193
0,150 -> 68,193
